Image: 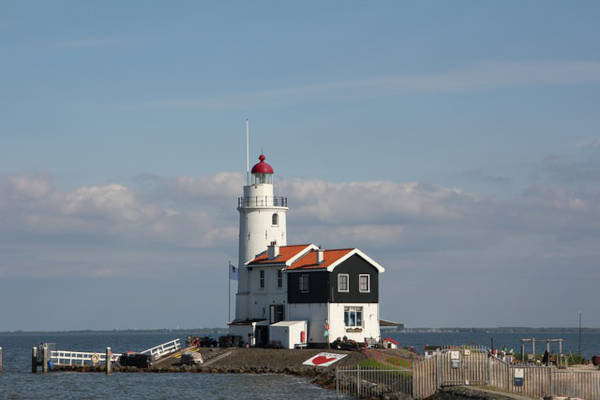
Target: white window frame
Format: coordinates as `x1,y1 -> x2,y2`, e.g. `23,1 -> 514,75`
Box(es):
338,273 -> 349,292
259,270 -> 265,289
299,274 -> 309,293
359,274 -> 370,293
344,306 -> 363,328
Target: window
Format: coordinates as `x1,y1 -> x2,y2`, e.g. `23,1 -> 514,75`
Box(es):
277,270 -> 283,288
359,274 -> 370,293
344,306 -> 363,328
299,274 -> 309,293
272,213 -> 279,225
259,270 -> 265,289
338,274 -> 349,292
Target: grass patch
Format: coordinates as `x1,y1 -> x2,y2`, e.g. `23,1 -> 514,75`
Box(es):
357,358 -> 413,376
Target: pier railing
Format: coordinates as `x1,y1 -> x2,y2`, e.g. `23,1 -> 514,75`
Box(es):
140,338 -> 182,360
50,350 -> 121,366
48,338 -> 181,367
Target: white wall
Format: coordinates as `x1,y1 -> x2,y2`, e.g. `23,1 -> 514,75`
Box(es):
240,266 -> 288,321
328,303 -> 380,343
287,303 -> 328,343
288,302 -> 380,344
235,181 -> 287,322
269,321 -> 307,349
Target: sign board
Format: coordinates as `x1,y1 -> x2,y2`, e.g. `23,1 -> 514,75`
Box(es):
464,349 -> 471,356
514,368 -> 524,387
303,352 -> 347,367
450,351 -> 460,360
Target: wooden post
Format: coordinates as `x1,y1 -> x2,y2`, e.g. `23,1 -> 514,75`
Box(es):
32,347 -> 38,373
106,347 -> 112,375
42,345 -> 48,373
0,346 -> 3,373
558,340 -> 562,368
532,339 -> 535,361
487,355 -> 492,386
521,342 -> 525,363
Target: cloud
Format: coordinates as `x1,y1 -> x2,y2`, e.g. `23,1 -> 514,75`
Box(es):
140,60 -> 600,110
1,171 -> 599,327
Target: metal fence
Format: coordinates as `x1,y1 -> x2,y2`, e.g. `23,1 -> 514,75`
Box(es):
337,346 -> 600,399
336,365 -> 413,399
412,349 -> 600,400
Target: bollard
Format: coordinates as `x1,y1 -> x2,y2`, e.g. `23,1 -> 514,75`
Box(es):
42,345 -> 48,373
32,347 -> 38,373
106,347 -> 112,375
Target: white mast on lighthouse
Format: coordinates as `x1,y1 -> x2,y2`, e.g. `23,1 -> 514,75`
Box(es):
234,125 -> 288,322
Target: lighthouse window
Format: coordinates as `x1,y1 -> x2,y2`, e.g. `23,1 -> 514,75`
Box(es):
299,274 -> 309,293
272,213 -> 279,226
344,306 -> 363,328
259,270 -> 265,289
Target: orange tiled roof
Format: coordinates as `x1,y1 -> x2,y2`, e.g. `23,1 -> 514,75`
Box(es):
247,244 -> 312,265
286,248 -> 354,270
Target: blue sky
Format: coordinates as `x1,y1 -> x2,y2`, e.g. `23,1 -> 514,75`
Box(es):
1,1 -> 599,330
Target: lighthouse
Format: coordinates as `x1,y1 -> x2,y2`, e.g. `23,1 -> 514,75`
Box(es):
234,154 -> 288,322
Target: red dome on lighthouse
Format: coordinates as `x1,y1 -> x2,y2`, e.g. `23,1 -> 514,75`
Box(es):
251,154 -> 274,174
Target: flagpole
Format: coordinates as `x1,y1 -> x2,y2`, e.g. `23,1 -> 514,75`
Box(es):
228,261 -> 231,323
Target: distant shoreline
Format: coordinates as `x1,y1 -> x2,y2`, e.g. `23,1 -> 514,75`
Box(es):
1,327 -> 599,335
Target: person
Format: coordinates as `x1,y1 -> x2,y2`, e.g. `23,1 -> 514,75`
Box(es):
543,350 -> 549,366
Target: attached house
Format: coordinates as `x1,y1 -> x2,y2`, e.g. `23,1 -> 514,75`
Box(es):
232,242 -> 385,347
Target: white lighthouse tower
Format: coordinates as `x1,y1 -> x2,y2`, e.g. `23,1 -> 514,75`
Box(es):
234,153 -> 288,321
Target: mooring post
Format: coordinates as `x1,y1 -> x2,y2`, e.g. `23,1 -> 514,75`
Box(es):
42,344 -> 48,373
32,346 -> 38,373
106,347 -> 112,375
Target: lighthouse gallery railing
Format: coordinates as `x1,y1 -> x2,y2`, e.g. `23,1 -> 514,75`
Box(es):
238,196 -> 287,208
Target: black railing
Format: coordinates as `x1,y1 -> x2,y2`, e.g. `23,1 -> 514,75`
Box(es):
238,196 -> 288,208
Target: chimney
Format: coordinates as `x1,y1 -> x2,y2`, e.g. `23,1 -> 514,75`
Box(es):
268,241 -> 279,259
317,245 -> 324,264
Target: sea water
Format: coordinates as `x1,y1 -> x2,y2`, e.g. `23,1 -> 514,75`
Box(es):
0,331 -> 598,399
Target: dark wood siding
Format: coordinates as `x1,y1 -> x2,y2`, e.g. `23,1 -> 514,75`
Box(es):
328,254 -> 378,303
287,271 -> 329,303
287,254 -> 380,304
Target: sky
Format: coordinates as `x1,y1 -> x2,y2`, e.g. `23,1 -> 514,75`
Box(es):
0,1 -> 599,330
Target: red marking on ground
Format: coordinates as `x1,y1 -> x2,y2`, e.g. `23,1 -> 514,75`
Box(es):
312,355 -> 337,365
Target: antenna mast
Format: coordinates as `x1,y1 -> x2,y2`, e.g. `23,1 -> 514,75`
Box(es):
245,119 -> 250,184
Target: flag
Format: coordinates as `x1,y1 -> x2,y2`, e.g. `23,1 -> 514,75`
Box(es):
229,262 -> 239,280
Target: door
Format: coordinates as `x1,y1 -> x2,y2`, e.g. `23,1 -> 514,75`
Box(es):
256,325 -> 269,346
269,304 -> 284,324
